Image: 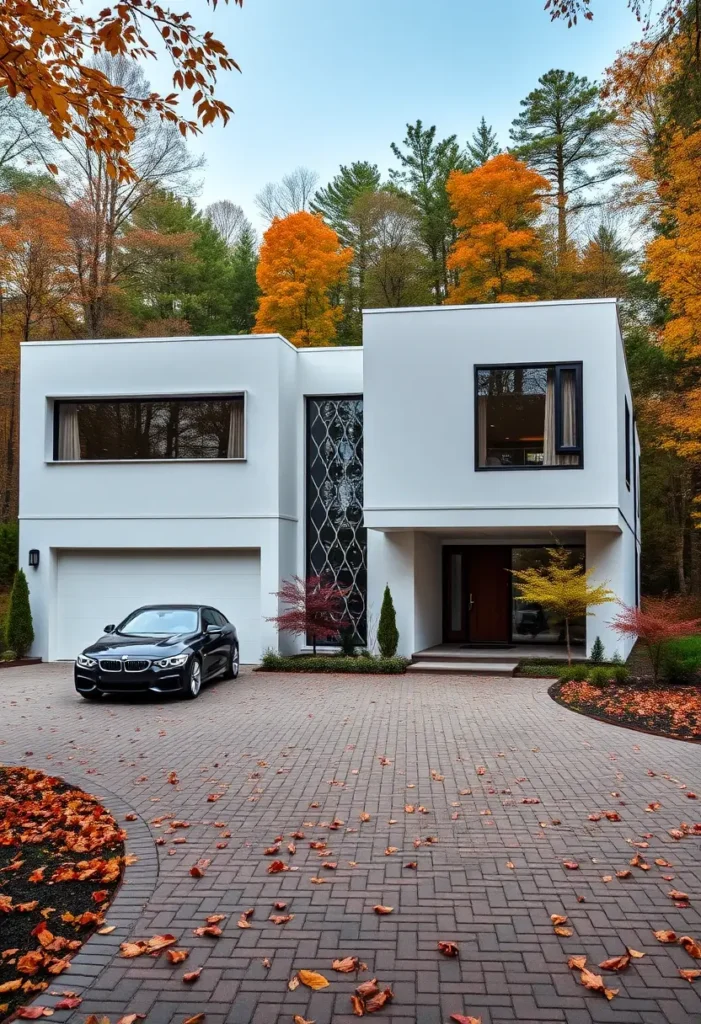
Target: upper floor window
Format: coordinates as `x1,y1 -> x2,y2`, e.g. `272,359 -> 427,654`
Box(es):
54,395 -> 245,461
476,363 -> 582,469
624,398 -> 631,490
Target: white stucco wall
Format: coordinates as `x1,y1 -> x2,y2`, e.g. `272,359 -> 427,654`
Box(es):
19,334 -> 363,660
363,300 -> 622,532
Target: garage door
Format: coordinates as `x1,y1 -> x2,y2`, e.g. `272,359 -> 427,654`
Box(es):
56,550 -> 261,664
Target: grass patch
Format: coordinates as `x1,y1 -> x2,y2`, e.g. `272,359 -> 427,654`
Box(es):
257,652 -> 409,674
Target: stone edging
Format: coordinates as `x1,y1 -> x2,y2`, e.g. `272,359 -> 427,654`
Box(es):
5,763 -> 159,1022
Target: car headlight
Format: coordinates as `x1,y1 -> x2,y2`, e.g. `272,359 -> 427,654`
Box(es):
156,654 -> 189,668
76,653 -> 97,668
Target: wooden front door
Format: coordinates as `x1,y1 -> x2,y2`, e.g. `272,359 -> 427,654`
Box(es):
467,546 -> 512,643
443,545 -> 512,644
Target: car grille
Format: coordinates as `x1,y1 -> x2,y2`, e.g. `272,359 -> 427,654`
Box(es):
125,659 -> 150,673
99,659 -> 122,672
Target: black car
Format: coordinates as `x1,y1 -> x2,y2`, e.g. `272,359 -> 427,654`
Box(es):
74,604 -> 239,701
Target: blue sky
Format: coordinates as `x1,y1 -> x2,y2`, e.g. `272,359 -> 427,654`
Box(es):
151,0 -> 654,229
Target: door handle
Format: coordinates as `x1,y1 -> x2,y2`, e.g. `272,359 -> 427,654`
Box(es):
468,593 -> 474,611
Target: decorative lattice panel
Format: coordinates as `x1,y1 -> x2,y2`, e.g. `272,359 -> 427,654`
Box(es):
307,396 -> 366,644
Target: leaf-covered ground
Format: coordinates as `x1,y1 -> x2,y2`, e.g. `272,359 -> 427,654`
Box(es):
0,766 -> 126,1022
554,681 -> 701,741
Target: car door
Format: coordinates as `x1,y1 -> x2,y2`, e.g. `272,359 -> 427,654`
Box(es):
201,607 -> 228,678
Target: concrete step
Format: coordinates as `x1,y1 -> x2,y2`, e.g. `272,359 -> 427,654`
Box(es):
407,660 -> 518,676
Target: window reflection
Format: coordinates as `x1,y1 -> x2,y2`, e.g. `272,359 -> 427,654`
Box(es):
511,546 -> 586,645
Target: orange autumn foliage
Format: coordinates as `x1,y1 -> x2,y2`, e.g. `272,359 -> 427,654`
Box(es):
0,1 -> 241,180
646,127 -> 701,361
0,191 -> 74,346
254,212 -> 352,347
445,154 -> 550,304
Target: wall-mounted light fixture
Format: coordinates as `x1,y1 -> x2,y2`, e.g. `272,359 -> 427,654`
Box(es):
28,549 -> 40,569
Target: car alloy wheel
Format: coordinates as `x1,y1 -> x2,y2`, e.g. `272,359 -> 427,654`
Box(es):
187,658 -> 202,698
231,645 -> 239,679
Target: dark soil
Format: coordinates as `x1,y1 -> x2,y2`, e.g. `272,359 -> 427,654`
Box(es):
0,767 -> 124,1022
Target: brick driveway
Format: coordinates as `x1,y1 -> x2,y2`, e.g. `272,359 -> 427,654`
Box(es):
1,664 -> 701,1024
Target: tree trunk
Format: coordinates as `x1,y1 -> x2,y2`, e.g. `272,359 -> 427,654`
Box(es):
565,616 -> 571,665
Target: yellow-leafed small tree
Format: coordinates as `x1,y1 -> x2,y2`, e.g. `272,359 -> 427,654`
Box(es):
510,547 -> 615,663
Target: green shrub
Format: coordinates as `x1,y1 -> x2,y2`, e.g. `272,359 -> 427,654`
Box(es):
338,626 -> 357,657
589,637 -> 605,663
611,664 -> 631,684
610,650 -> 623,665
0,522 -> 18,588
5,569 -> 33,658
1,649 -> 16,662
258,651 -> 408,674
377,585 -> 399,658
662,652 -> 698,685
558,663 -> 589,682
588,666 -> 611,688
517,663 -> 562,678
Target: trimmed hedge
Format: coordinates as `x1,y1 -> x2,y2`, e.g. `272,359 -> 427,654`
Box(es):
258,652 -> 409,674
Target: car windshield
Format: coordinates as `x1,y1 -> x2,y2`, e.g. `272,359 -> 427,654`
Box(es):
118,608 -> 199,636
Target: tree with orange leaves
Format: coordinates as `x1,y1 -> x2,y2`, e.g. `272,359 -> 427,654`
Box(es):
254,212 -> 352,347
646,126 -> 701,361
445,154 -> 550,304
0,0 -> 241,181
0,190 -> 74,343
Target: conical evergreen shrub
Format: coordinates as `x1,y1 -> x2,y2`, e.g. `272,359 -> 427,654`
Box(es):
6,568 -> 34,658
377,584 -> 399,658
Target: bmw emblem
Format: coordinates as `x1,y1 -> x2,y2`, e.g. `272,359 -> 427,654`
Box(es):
122,654 -> 129,661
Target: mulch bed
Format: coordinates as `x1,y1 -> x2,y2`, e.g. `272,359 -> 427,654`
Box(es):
550,679 -> 701,742
0,766 -> 127,1022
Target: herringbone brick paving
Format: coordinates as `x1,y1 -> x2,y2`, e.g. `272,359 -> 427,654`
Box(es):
1,663 -> 700,1024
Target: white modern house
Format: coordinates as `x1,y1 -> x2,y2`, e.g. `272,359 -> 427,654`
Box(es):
19,298 -> 640,667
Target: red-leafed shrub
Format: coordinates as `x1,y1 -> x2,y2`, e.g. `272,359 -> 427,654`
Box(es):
267,574 -> 351,655
611,598 -> 701,683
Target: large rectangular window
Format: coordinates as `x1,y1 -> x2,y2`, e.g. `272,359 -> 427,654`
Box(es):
53,395 -> 245,461
475,363 -> 582,469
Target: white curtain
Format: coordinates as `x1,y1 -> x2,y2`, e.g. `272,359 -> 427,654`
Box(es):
543,370 -> 578,466
226,399 -> 245,459
58,404 -> 81,460
478,395 -> 488,467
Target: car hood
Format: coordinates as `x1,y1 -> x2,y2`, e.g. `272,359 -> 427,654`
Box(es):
83,633 -> 197,658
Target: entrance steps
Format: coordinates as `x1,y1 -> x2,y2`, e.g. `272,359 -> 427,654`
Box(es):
408,647 -> 519,677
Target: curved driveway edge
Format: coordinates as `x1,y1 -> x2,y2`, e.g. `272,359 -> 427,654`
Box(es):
3,765 -> 159,1022
1,662 -> 701,1024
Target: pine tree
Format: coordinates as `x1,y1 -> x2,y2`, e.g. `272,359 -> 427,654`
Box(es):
466,117 -> 500,166
229,224 -> 260,333
5,568 -> 34,658
377,585 -> 399,658
312,162 -> 382,343
590,636 -> 605,663
312,162 -> 382,245
390,120 -> 468,301
510,70 -> 619,262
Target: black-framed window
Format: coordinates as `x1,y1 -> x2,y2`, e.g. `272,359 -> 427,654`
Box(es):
306,396 -> 367,644
624,398 -> 631,490
53,395 -> 245,461
475,363 -> 582,469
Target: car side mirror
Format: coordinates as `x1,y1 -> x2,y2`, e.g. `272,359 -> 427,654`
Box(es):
104,624 -> 116,633
206,624 -> 222,635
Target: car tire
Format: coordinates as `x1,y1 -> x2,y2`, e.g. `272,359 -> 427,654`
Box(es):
181,657 -> 202,700
230,644 -> 239,680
